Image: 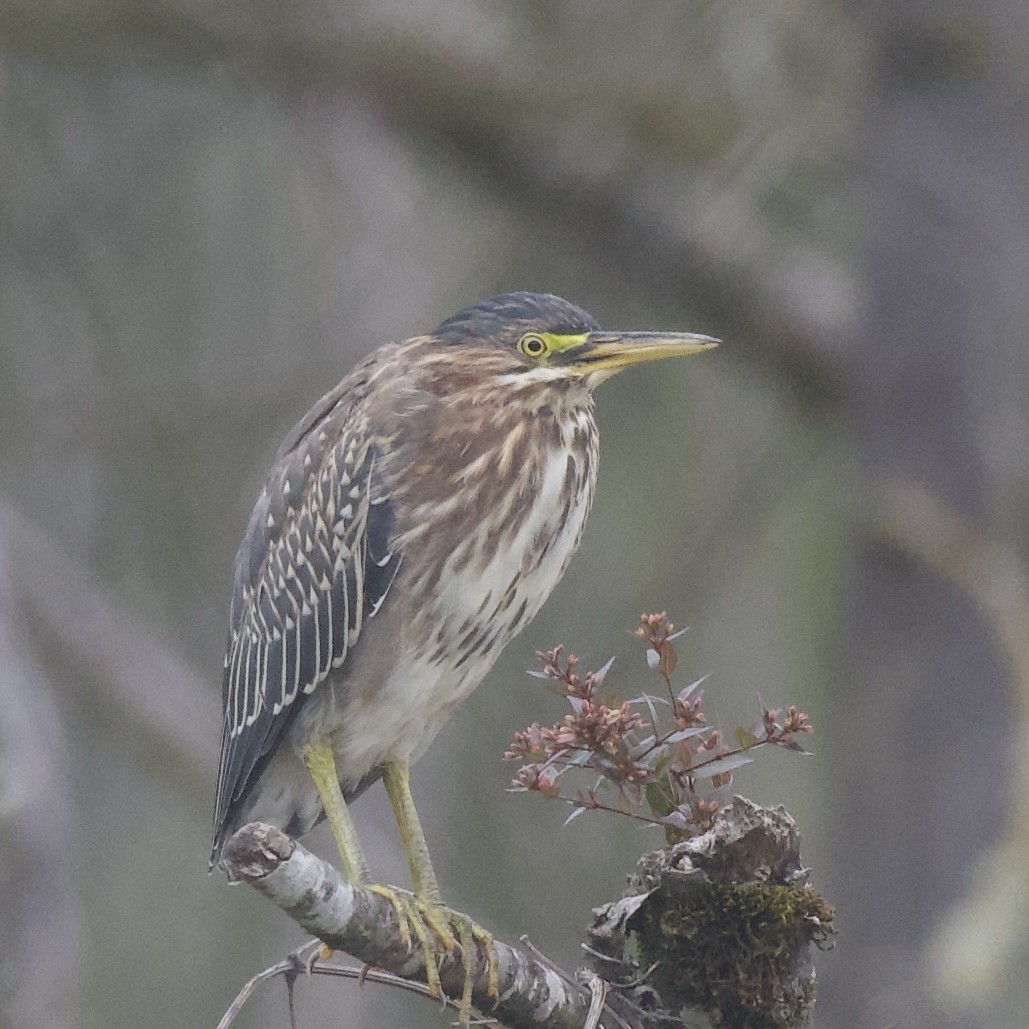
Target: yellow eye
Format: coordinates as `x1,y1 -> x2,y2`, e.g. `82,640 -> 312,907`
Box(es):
519,332 -> 549,358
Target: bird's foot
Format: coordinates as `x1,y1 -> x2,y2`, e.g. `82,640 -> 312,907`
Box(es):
308,942 -> 334,974
287,937 -> 334,976
449,909 -> 500,1022
368,885 -> 452,999
367,886 -> 499,1022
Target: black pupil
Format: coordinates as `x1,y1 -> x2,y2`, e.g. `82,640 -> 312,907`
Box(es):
526,336 -> 543,353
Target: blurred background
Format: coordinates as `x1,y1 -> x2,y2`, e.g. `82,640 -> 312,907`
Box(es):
2,2 -> 1028,1027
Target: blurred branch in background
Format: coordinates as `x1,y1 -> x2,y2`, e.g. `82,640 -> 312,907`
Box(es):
0,499 -> 216,1025
874,480 -> 1029,1010
0,0 -> 848,409
0,501 -> 217,804
0,541 -> 81,1029
830,4 -> 1029,1026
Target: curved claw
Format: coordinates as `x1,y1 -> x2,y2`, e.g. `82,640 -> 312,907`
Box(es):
290,937 -> 333,977
471,922 -> 500,1009
441,908 -> 500,1020
367,886 -> 500,1023
368,885 -> 445,998
414,898 -> 459,955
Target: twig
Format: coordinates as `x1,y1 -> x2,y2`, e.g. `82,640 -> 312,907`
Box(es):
576,970 -> 609,1029
215,947 -> 485,1029
216,953 -> 298,1029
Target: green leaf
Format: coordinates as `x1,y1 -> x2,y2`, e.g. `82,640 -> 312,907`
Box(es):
734,727 -> 759,750
646,781 -> 676,817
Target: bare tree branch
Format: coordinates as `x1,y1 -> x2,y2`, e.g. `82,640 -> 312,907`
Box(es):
220,822 -> 630,1029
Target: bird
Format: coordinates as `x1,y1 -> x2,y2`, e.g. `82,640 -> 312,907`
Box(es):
211,291 -> 716,1009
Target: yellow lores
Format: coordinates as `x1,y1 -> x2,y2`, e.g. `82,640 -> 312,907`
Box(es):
212,292 -> 716,1016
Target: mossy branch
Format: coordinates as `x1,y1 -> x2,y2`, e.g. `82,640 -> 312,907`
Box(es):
587,797 -> 834,1029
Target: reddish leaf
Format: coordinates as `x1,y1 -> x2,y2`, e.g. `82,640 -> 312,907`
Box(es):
658,641 -> 678,677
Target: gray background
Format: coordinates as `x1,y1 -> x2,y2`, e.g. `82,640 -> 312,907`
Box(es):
2,2 -> 1028,1027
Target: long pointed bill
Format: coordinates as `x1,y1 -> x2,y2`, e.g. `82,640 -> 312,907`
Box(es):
568,330 -> 719,377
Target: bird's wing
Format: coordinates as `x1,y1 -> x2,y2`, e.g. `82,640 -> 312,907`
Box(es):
211,387 -> 401,857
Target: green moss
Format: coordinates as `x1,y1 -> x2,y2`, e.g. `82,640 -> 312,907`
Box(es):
634,881 -> 833,1027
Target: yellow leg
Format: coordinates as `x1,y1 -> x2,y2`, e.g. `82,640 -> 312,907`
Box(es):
381,760 -> 500,1018
300,741 -> 369,885
298,745 -> 497,1013
382,760 -> 442,903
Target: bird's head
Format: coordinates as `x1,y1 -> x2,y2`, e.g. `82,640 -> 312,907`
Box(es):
431,291 -> 717,388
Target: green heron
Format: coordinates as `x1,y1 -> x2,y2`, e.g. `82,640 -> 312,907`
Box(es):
211,292 -> 716,1007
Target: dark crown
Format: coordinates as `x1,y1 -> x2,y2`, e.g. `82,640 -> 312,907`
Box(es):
433,292 -> 600,349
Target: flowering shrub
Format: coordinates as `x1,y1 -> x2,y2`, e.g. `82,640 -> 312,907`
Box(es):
506,613 -> 813,842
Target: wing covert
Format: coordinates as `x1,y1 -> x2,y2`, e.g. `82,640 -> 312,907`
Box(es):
211,406 -> 401,855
